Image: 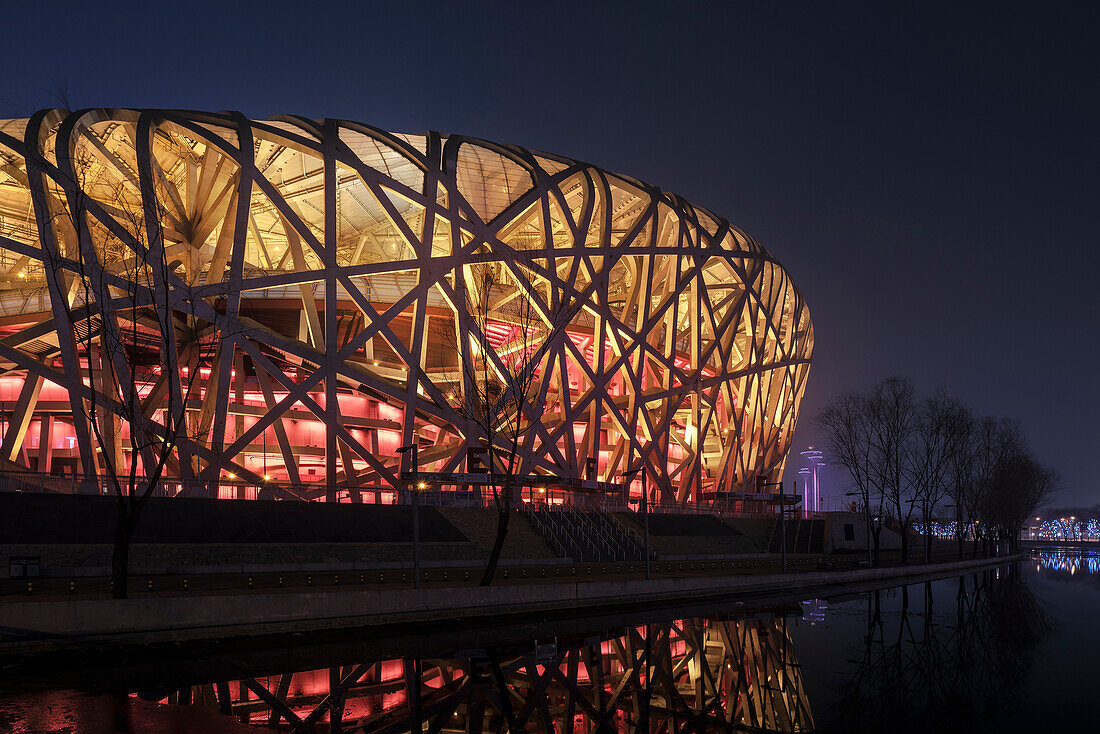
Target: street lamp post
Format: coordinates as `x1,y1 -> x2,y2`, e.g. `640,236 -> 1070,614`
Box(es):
761,478 -> 788,573
922,495 -> 930,563
621,467 -> 651,580
780,483 -> 787,573
397,444 -> 422,589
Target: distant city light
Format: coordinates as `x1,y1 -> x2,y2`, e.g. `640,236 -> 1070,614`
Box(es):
1025,517 -> 1099,542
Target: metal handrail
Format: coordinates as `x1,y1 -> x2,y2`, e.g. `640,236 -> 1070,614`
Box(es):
580,508 -> 621,562
591,512 -> 632,561
561,505 -> 603,561
526,510 -> 574,559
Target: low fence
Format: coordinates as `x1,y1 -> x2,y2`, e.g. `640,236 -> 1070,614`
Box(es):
0,470 -> 825,520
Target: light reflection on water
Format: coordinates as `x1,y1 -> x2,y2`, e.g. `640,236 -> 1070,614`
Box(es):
0,689 -> 267,733
801,598 -> 828,624
1032,547 -> 1100,575
145,611 -> 817,732
3,557 -> 1092,733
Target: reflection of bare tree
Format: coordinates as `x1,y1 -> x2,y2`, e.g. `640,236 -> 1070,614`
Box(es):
150,612 -> 814,732
832,566 -> 1051,733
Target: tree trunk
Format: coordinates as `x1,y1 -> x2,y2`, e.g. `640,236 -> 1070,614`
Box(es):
479,508 -> 510,586
111,502 -> 135,599
900,526 -> 909,565
872,528 -> 882,567
480,480 -> 512,587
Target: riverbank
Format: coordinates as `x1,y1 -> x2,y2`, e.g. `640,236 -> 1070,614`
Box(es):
1023,539 -> 1100,549
0,554 -> 1022,655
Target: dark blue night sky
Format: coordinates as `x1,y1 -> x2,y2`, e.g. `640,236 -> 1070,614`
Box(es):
2,1 -> 1095,505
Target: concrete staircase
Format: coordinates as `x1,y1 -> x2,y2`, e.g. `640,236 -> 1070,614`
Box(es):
525,506 -> 652,562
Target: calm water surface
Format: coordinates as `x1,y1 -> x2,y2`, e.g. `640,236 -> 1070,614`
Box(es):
1,549 -> 1095,733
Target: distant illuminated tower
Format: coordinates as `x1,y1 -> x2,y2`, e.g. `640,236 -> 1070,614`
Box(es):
798,467 -> 812,508
800,447 -> 825,512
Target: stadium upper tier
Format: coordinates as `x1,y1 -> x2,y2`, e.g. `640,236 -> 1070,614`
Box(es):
0,109 -> 812,506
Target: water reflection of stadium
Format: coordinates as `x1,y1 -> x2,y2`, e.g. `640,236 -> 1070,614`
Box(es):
5,565 -> 1043,733
150,608 -> 816,732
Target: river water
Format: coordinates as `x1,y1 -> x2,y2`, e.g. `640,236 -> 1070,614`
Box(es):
0,548 -> 1095,733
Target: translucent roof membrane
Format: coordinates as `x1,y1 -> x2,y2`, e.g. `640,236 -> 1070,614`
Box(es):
339,128 -> 424,193
454,142 -> 533,223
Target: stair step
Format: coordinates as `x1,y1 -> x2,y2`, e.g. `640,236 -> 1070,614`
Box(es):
524,508 -> 648,562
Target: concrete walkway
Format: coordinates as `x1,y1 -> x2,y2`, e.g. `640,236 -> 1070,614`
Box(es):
0,554 -> 1022,654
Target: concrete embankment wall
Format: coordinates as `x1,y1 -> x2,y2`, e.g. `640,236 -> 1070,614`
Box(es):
0,494 -> 769,578
0,555 -> 1021,651
0,493 -> 468,544
0,494 -> 560,577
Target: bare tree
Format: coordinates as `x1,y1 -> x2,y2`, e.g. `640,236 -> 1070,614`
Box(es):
970,418 -> 1025,556
908,388 -> 970,562
436,252 -> 569,585
866,377 -> 918,564
944,415 -> 1032,559
29,111 -> 223,597
816,391 -> 888,565
982,428 -> 1059,554
822,376 -> 1058,565
945,407 -> 979,560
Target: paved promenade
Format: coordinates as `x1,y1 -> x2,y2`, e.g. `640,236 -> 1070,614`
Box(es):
0,554 -> 1021,655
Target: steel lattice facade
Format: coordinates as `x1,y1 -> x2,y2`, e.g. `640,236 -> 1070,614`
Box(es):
0,109 -> 812,506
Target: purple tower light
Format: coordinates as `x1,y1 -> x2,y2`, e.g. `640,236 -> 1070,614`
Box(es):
798,467 -> 813,510
800,447 -> 825,512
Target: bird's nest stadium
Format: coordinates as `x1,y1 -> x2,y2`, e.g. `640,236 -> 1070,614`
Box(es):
0,109 -> 812,510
